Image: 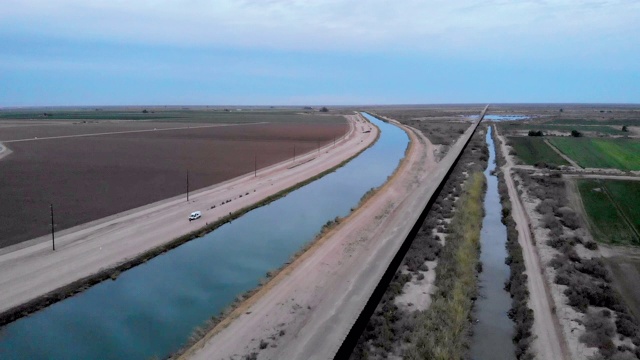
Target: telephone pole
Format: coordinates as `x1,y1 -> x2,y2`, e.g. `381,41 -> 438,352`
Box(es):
50,204 -> 55,251
186,170 -> 190,202
293,145 -> 296,163
254,154 -> 257,177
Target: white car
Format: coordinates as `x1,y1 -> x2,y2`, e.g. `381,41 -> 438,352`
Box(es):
189,211 -> 202,221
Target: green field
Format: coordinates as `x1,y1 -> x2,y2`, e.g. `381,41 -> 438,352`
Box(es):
549,137 -> 640,171
500,123 -> 625,135
603,181 -> 640,235
578,180 -> 639,245
507,136 -> 569,166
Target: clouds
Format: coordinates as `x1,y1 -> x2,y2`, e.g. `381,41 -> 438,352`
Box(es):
1,0 -> 638,56
0,0 -> 638,105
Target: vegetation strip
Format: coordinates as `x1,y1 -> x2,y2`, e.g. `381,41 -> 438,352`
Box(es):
0,120 -> 381,328
405,172 -> 485,359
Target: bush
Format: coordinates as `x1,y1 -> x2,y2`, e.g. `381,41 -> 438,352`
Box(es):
528,130 -> 544,137
585,241 -> 599,250
616,313 -> 639,338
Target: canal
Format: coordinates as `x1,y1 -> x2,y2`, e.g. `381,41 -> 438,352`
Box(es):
469,126 -> 516,359
0,113 -> 409,360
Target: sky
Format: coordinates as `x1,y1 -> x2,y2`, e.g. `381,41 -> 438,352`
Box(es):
1,0 -> 639,106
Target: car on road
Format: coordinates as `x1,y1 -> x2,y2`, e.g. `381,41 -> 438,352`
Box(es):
189,211 -> 202,221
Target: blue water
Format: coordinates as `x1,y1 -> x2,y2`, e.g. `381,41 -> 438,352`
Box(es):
0,113 -> 408,360
463,114 -> 529,122
469,127 -> 516,359
484,115 -> 529,121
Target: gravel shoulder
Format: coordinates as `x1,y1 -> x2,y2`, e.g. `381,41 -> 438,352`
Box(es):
0,114 -> 372,317
181,116 -> 481,360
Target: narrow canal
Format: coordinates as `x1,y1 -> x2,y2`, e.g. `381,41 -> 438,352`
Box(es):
0,114 -> 408,360
469,126 -> 516,359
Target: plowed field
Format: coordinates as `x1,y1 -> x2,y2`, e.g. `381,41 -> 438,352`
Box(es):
0,119 -> 347,247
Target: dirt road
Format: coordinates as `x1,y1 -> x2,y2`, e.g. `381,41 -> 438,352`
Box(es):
181,114 -> 481,360
0,114 -> 374,318
495,127 -> 569,360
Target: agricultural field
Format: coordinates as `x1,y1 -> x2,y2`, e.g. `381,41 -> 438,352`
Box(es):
0,111 -> 348,248
500,123 -> 626,136
507,136 -> 569,166
577,179 -> 640,245
549,137 -> 640,170
549,118 -> 640,126
0,107 -> 343,124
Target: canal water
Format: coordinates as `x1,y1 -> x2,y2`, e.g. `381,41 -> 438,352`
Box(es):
469,126 -> 516,359
0,114 -> 409,360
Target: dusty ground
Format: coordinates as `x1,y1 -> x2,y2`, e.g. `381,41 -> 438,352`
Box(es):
494,127 -> 570,360
0,114 -> 372,317
181,112 -> 482,359
0,120 -> 347,247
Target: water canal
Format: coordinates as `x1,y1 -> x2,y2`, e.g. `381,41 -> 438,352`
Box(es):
0,114 -> 408,359
469,126 -> 516,359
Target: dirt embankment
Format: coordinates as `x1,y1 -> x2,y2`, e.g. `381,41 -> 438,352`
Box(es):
180,114 -> 482,360
0,114 -> 372,325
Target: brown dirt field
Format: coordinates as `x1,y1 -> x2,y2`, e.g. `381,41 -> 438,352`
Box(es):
0,122 -> 347,247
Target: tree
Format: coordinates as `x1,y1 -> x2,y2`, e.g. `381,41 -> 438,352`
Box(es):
571,130 -> 582,137
320,107 -> 329,112
142,109 -> 149,113
528,130 -> 544,137
622,125 -> 628,132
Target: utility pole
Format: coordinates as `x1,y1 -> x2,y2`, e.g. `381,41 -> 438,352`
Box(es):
293,145 -> 296,163
317,140 -> 320,154
50,204 -> 55,251
254,154 -> 257,177
186,170 -> 190,202
333,136 -> 336,147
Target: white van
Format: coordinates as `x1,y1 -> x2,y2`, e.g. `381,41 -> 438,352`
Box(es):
189,211 -> 202,221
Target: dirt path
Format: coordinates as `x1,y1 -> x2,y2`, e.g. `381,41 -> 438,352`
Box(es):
564,173 -> 640,181
543,139 -> 581,168
181,115 -> 480,360
494,127 -> 569,360
0,114 -> 372,317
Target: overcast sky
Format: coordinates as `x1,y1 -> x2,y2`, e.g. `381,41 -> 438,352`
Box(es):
1,0 -> 638,106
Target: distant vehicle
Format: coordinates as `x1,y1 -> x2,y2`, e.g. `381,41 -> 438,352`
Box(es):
189,211 -> 202,221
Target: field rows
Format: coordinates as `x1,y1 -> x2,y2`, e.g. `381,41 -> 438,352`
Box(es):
578,179 -> 640,245
507,136 -> 569,166
549,137 -> 640,171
